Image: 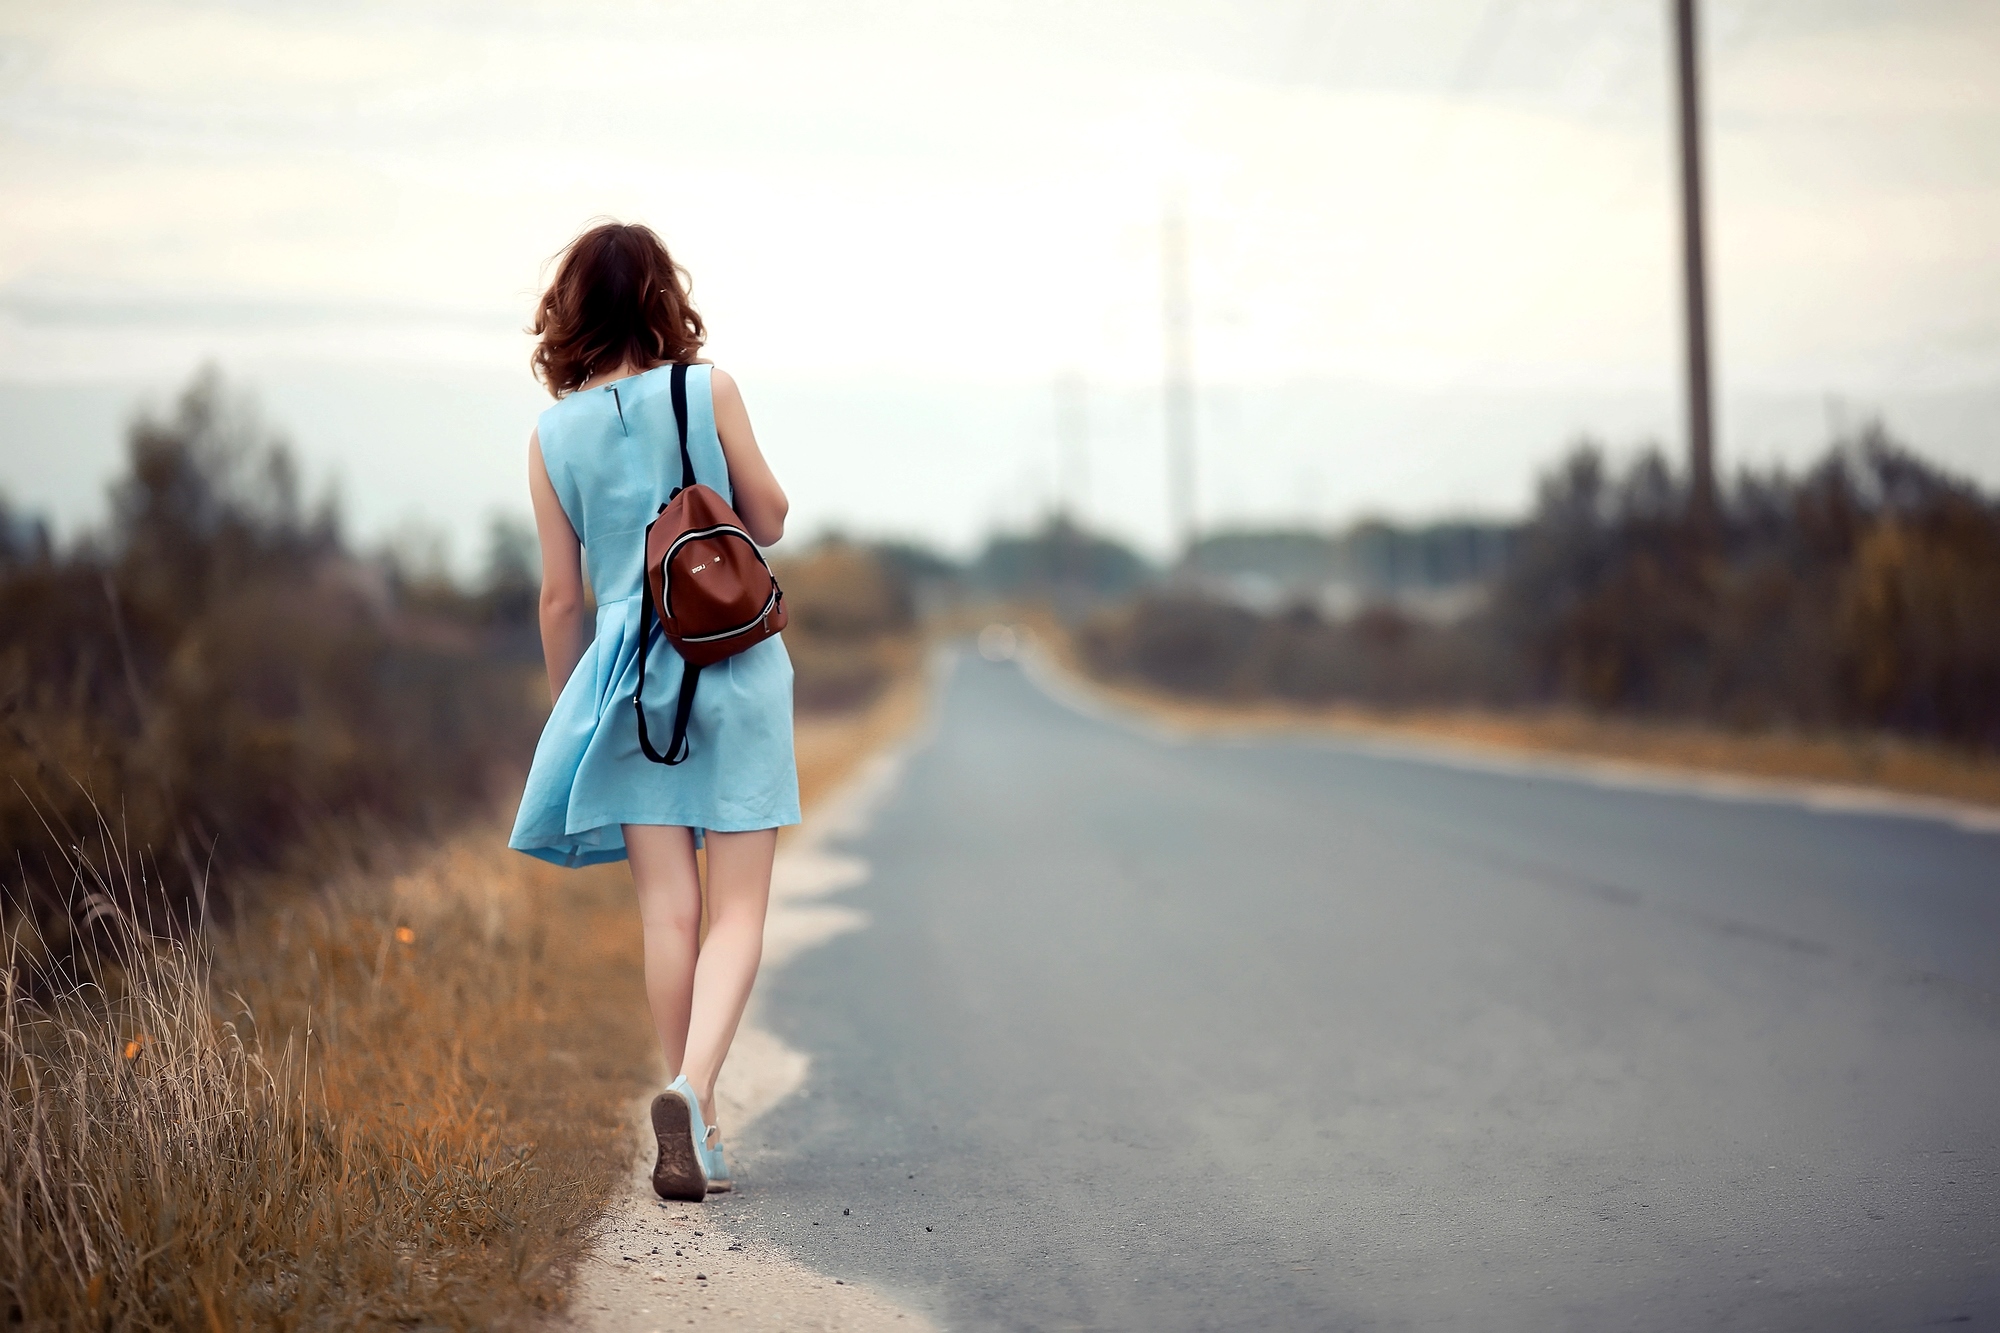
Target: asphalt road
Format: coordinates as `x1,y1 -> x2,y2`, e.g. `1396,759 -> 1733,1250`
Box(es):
726,652 -> 2000,1331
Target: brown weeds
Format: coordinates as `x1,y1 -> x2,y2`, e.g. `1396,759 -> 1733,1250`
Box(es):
2,830 -> 653,1330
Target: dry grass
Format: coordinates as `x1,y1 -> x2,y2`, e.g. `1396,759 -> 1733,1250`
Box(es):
996,607 -> 2000,810
2,827 -> 654,1330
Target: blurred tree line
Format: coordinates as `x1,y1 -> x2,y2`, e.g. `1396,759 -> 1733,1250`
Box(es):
1,371 -> 542,963
11,367 -> 1989,975
1187,520 -> 1515,596
1084,426 -> 2000,749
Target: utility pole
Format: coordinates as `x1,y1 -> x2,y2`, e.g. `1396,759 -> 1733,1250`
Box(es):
1672,0 -> 1717,524
1054,370 -> 1090,523
1162,194 -> 1198,559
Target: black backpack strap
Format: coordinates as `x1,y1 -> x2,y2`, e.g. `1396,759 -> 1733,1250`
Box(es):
632,362 -> 702,766
664,662 -> 700,766
633,567 -> 699,766
670,362 -> 696,494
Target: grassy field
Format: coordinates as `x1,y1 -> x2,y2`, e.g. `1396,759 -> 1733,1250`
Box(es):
2,660 -> 923,1331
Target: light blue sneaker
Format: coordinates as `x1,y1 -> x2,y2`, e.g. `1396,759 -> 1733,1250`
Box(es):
649,1076 -> 711,1202
704,1124 -> 734,1194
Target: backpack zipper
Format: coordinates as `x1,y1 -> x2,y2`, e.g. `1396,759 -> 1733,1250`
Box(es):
663,522 -> 757,564
660,525 -> 781,632
676,584 -> 784,643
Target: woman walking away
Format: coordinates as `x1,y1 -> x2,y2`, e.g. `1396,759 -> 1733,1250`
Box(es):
509,221 -> 799,1202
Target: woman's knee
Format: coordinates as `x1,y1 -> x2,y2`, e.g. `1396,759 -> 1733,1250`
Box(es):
703,864 -> 773,932
702,893 -> 767,940
637,886 -> 703,936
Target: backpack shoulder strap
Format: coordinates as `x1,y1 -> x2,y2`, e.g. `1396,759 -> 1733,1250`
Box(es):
671,363 -> 696,493
633,579 -> 699,767
636,358 -> 708,764
630,362 -> 702,767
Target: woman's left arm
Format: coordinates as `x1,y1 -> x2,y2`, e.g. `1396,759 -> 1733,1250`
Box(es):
529,430 -> 591,702
711,369 -> 789,546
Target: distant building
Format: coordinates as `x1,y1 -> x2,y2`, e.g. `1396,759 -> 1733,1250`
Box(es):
1185,522 -> 1517,623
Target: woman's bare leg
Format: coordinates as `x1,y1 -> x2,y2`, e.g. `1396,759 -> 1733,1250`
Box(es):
623,824 -> 704,1078
681,827 -> 777,1127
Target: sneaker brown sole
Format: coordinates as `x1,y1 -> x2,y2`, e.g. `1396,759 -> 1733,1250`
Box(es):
706,1176 -> 734,1194
649,1092 -> 707,1202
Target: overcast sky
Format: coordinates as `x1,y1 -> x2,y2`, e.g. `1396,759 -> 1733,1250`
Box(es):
2,0 -> 1996,562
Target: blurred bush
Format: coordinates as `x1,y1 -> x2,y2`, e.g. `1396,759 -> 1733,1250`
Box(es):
1188,521 -> 1514,598
1082,594 -> 1498,706
971,515 -> 1151,603
774,537 -> 921,712
774,519 -> 1153,709
1496,424 -> 2000,742
0,369 -> 542,963
1086,425 -> 2000,749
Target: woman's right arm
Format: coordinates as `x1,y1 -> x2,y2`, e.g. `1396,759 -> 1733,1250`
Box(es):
710,368 -> 788,546
529,430 -> 590,702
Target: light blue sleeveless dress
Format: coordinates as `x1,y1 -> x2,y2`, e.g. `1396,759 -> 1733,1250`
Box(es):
509,363 -> 800,868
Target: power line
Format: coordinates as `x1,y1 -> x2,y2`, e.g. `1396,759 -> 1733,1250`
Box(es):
1054,369 -> 1090,521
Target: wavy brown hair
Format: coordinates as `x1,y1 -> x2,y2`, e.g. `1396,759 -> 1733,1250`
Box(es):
530,221 -> 706,397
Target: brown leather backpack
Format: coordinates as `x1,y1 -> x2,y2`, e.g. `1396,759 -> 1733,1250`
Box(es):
633,363 -> 787,765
